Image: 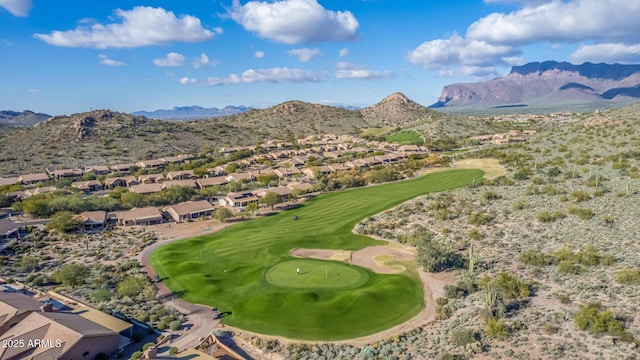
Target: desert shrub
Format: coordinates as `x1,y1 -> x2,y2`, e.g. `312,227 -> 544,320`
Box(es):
567,205 -> 595,220
142,343 -> 155,351
615,268 -> 640,285
511,198 -> 528,210
131,352 -> 142,360
574,302 -> 624,336
536,211 -> 557,223
482,191 -> 500,201
558,260 -> 583,275
519,250 -> 556,266
452,328 -> 480,347
169,320 -> 182,331
169,347 -> 179,355
467,212 -> 491,225
417,237 -> 463,272
486,317 -> 509,339
512,171 -> 529,180
547,166 -> 562,177
495,272 -> 531,300
434,208 -> 451,221
570,190 -> 591,202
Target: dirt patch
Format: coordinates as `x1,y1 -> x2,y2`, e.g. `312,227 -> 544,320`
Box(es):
453,158 -> 505,179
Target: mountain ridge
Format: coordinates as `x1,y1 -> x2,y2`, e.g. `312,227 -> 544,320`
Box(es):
133,105 -> 251,120
433,61 -> 640,112
0,110 -> 51,126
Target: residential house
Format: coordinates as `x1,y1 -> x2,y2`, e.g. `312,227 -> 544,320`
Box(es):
302,166 -> 332,178
274,167 -> 301,180
166,200 -> 214,222
161,179 -> 198,190
0,220 -> 20,240
19,173 -> 49,185
398,145 -> 423,153
110,163 -> 134,174
206,166 -> 226,177
48,168 -> 84,180
196,177 -> 228,188
74,211 -> 107,231
254,186 -> 292,198
225,172 -> 255,183
328,163 -> 351,172
136,159 -> 166,170
287,182 -> 314,193
117,207 -> 163,226
166,170 -> 195,181
129,183 -> 163,194
0,177 -> 20,187
219,192 -> 260,209
22,186 -> 57,198
138,173 -> 165,184
84,165 -> 110,176
71,180 -> 103,193
0,293 -> 125,360
105,176 -> 139,189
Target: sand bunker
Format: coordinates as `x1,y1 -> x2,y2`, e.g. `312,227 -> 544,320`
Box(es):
291,246 -> 415,274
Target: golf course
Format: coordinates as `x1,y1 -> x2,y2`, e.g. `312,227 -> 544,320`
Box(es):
150,169 -> 484,340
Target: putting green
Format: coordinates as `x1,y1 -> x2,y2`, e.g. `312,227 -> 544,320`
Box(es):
266,260 -> 369,289
151,169 -> 484,340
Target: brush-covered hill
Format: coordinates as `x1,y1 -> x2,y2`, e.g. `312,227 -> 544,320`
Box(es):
0,110 -> 51,126
0,93 -> 494,175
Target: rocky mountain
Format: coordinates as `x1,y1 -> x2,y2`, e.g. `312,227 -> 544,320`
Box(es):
133,105 -> 251,120
0,110 -> 51,126
0,93 -> 493,175
432,61 -> 640,112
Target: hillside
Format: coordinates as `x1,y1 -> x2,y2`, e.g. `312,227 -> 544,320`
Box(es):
133,105 -> 251,120
0,93 -> 492,175
433,61 -> 640,113
0,110 -> 50,126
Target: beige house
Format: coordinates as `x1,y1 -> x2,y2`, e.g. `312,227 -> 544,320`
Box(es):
48,168 -> 84,180
0,220 -> 20,240
219,192 -> 260,209
254,186 -> 292,198
136,159 -> 166,170
161,179 -> 198,189
225,172 -> 255,183
0,177 -> 20,187
22,186 -> 57,199
138,173 -> 165,184
110,163 -> 134,174
84,165 -> 110,176
166,200 -> 214,222
166,170 -> 195,181
274,167 -> 301,179
117,207 -> 163,226
129,183 -> 163,194
19,173 -> 50,185
74,211 -> 107,231
0,293 -> 125,360
71,180 -> 102,193
196,177 -> 228,188
105,176 -> 139,189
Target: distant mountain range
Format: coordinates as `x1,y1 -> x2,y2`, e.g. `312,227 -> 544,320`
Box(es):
0,110 -> 51,126
132,105 -> 252,120
432,61 -> 640,112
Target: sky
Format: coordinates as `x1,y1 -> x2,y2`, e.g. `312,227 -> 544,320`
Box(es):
1,0 -> 639,115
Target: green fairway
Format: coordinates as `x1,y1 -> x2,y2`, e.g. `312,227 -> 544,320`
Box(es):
150,169 -> 483,340
385,130 -> 424,145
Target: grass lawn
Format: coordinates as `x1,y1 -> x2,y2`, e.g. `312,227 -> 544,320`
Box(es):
150,169 -> 484,340
385,130 -> 424,145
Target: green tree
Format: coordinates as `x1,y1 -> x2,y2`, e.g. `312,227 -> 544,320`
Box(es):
245,202 -> 259,218
121,192 -> 146,208
260,191 -> 283,210
53,263 -> 89,287
214,207 -> 233,221
46,211 -> 81,233
117,277 -> 146,298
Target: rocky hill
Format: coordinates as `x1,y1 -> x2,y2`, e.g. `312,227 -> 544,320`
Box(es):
133,105 -> 251,120
0,110 -> 51,126
0,93 -> 493,175
432,61 -> 640,112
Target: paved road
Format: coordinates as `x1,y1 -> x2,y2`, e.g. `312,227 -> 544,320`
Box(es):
137,224 -> 229,353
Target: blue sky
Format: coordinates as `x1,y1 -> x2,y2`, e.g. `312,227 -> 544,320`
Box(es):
1,0 -> 639,115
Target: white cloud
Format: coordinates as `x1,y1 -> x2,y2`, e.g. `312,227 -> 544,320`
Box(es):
34,6 -> 214,48
27,88 -> 40,93
98,54 -> 125,66
153,52 -> 186,67
570,43 -> 640,64
288,47 -> 323,62
179,77 -> 197,85
0,0 -> 32,17
207,67 -> 324,86
339,48 -> 349,57
254,50 -> 265,59
192,53 -> 217,68
228,0 -> 359,44
334,62 -> 387,79
408,33 -> 521,77
468,0 -> 640,45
